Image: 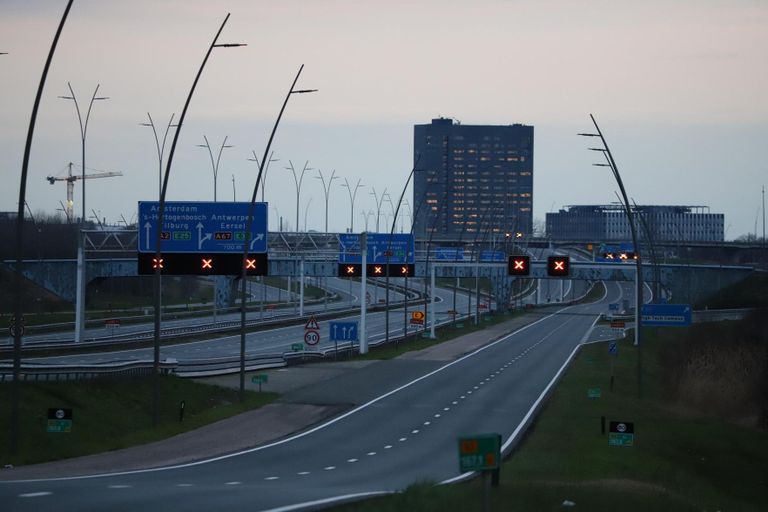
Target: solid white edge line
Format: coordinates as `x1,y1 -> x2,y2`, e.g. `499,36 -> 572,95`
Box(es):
261,491 -> 393,512
5,283 -> 611,485
439,313 -> 602,486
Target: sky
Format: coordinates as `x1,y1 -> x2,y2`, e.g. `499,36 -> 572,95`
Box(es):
1,0 -> 766,239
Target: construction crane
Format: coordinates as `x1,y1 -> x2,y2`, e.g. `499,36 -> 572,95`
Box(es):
46,162 -> 122,223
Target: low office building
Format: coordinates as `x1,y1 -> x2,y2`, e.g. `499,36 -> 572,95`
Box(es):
546,204 -> 724,242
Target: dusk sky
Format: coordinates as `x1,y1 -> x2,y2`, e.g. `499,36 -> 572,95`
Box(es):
1,0 -> 766,238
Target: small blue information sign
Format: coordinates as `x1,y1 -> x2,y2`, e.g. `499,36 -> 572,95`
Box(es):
330,321 -> 358,342
641,304 -> 692,327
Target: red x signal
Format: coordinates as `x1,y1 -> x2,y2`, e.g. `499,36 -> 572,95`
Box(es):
245,258 -> 257,269
508,255 -> 530,276
201,258 -> 213,269
346,266 -> 356,274
152,258 -> 164,269
373,265 -> 383,275
547,256 -> 570,276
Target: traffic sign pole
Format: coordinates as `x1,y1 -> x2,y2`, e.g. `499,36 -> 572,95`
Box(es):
430,263 -> 436,339
360,233 -> 368,354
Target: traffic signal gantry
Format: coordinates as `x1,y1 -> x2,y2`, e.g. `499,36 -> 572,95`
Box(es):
337,263 -> 414,277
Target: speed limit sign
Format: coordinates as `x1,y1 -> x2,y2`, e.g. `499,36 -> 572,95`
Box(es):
304,329 -> 320,346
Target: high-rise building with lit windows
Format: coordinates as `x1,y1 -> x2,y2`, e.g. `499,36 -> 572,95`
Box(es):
412,117 -> 534,239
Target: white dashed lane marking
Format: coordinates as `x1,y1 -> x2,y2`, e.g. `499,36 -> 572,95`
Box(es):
225,481 -> 241,486
18,492 -> 52,498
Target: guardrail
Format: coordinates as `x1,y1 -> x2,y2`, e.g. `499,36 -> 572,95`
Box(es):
0,359 -> 177,382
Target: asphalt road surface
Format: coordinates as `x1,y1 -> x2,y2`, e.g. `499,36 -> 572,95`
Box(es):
1,282 -> 621,511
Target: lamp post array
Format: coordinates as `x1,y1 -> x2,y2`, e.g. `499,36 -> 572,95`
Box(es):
247,150 -> 278,202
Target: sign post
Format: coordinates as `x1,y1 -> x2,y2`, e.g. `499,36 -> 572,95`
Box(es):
458,433 -> 501,512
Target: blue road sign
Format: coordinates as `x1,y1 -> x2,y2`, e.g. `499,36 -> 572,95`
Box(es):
138,201 -> 268,253
338,233 -> 415,264
435,247 -> 465,261
641,304 -> 692,327
480,250 -> 505,262
609,303 -> 619,311
330,321 -> 358,342
608,342 -> 618,355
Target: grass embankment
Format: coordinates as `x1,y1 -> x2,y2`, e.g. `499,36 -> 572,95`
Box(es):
0,375 -> 277,467
696,271 -> 768,309
334,309 -> 768,511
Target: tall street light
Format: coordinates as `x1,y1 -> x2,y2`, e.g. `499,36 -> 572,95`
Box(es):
239,65 -> 316,401
247,150 -> 278,202
579,113 -> 643,398
197,135 -> 233,202
140,113 -> 177,197
316,169 -> 337,233
11,0 -> 73,457
59,82 -> 109,345
285,160 -> 312,232
153,13 -> 245,425
140,113 -> 178,337
341,177 -> 363,233
370,186 -> 387,233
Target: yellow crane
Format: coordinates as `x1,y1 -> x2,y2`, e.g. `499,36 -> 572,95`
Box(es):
46,162 -> 122,223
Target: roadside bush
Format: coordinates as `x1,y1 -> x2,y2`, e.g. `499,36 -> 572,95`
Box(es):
660,309 -> 768,428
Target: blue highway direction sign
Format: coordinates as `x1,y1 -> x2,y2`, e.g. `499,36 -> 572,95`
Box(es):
641,304 -> 692,327
435,247 -> 465,260
338,233 -> 414,264
330,321 -> 358,342
139,201 -> 267,253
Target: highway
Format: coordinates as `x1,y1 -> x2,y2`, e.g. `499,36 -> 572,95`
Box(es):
0,281 -> 625,511
22,280 -> 472,366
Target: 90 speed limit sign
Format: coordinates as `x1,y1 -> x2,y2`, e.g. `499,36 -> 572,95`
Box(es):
304,329 -> 320,346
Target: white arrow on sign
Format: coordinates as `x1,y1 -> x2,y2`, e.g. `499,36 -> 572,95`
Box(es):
144,222 -> 151,250
197,222 -> 212,250
249,232 -> 264,250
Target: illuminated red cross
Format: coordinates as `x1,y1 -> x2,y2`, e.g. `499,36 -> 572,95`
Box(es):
619,253 -> 628,260
245,259 -> 257,269
554,260 -> 565,271
514,260 -> 526,270
152,258 -> 164,269
201,258 -> 213,269
373,266 -> 383,274
346,266 -> 356,274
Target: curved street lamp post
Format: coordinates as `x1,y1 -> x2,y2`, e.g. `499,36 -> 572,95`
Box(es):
59,83 -> 109,345
152,13 -> 245,425
579,113 -> 643,398
239,66 -> 316,402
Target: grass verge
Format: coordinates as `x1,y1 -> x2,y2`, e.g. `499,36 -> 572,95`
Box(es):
0,375 -> 277,467
333,318 -> 768,511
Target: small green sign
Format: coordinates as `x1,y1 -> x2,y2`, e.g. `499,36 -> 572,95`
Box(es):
587,388 -> 602,399
251,374 -> 268,384
234,232 -> 246,241
609,433 -> 634,446
458,433 -> 501,472
47,419 -> 72,433
455,323 -> 465,329
291,343 -> 304,351
173,231 -> 192,241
